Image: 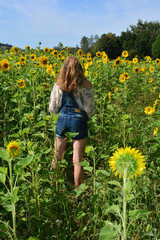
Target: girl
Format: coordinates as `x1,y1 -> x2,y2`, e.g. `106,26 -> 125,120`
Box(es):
49,56 -> 95,188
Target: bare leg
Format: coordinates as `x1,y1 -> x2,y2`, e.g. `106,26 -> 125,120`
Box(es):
50,137 -> 68,176
72,138 -> 87,188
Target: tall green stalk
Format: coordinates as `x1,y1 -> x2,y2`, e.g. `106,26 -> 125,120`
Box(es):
9,159 -> 17,240
122,167 -> 127,240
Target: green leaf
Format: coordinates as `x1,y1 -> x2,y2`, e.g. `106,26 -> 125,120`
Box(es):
14,155 -> 34,172
84,166 -> 93,173
125,180 -> 132,193
78,160 -> 89,167
99,222 -> 117,240
0,167 -> 7,175
65,132 -> 79,138
108,181 -> 122,188
28,237 -> 40,240
74,183 -> 88,198
34,121 -> 46,128
126,194 -> 135,201
10,195 -> 19,204
96,170 -> 110,177
42,147 -> 52,154
78,183 -> 88,190
0,148 -> 10,161
95,182 -> 103,189
105,205 -> 120,214
2,202 -> 14,212
13,186 -> 19,196
33,132 -> 45,139
76,211 -> 85,219
91,194 -> 99,204
0,173 -> 6,185
129,209 -> 150,220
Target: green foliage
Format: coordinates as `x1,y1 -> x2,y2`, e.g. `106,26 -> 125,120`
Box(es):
152,35 -> 160,58
92,33 -> 122,58
0,46 -> 160,239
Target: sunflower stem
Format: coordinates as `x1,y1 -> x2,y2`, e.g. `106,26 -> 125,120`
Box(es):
9,160 -> 17,240
122,167 -> 127,240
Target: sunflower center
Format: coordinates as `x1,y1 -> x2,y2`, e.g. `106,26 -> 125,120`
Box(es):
4,63 -> 9,68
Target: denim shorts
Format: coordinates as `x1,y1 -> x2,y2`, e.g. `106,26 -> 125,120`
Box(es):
56,107 -> 88,140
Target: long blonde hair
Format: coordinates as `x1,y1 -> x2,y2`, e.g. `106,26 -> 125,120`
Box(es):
56,56 -> 84,92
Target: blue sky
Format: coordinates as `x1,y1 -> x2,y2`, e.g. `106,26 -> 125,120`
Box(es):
0,0 -> 160,49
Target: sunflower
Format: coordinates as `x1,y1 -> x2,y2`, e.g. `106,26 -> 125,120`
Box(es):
149,78 -> 153,83
153,99 -> 158,111
108,146 -> 146,178
87,52 -> 92,59
153,127 -> 158,135
58,53 -> 62,59
39,56 -> 49,67
52,70 -> 56,78
42,83 -> 49,88
119,74 -> 126,82
67,47 -> 71,52
20,56 -> 26,62
114,87 -> 118,93
144,106 -> 154,115
140,68 -> 145,72
132,58 -> 138,64
84,63 -> 89,70
155,59 -> 160,65
133,67 -> 139,73
11,46 -> 19,52
17,79 -> 26,88
30,54 -> 36,61
46,64 -> 53,74
88,60 -> 92,66
43,47 -> 49,53
123,72 -> 129,79
77,49 -> 83,57
25,46 -> 30,50
145,56 -> 151,62
85,70 -> 88,76
114,58 -> 121,66
59,42 -> 63,47
1,59 -> 10,71
96,51 -> 102,57
61,56 -> 65,63
7,141 -> 20,158
108,91 -> 111,101
122,51 -> 128,58
52,50 -> 58,56
27,115 -> 34,120
149,66 -> 155,72
102,53 -> 108,59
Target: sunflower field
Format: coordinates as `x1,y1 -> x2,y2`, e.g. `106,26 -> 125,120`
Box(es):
0,45 -> 160,240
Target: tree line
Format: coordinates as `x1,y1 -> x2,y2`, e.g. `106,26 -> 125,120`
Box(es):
79,19 -> 160,59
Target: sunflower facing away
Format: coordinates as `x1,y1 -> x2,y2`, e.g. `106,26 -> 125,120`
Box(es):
7,141 -> 20,158
109,146 -> 146,178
